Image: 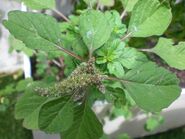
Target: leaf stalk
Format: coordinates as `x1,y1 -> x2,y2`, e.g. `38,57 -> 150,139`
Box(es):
139,48 -> 153,53
120,9 -> 127,19
55,45 -> 84,61
121,32 -> 133,41
52,9 -> 70,22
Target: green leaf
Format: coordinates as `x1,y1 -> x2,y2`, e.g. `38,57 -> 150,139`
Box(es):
0,84 -> 15,96
117,133 -> 131,139
60,26 -> 88,57
128,0 -> 172,37
63,56 -> 76,76
83,0 -> 97,7
111,106 -> 133,120
63,102 -> 103,139
105,87 -> 126,108
145,115 -> 164,131
83,0 -> 114,8
122,62 -> 181,112
87,86 -> 104,106
16,78 -> 33,92
21,0 -> 55,10
119,47 -> 148,69
39,96 -> 74,133
9,35 -> 34,56
15,92 -> 48,129
152,38 -> 185,70
120,0 -> 139,12
107,61 -> 125,77
99,0 -> 114,7
79,10 -> 112,51
100,134 -> 109,139
3,11 -> 62,58
0,104 -> 7,112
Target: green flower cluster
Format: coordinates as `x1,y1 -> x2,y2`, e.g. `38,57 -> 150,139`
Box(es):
35,58 -> 106,100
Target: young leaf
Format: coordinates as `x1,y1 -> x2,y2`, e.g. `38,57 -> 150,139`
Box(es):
39,96 -> 74,133
96,39 -> 126,64
3,11 -> 62,57
15,92 -> 48,129
62,102 -> 103,139
128,0 -> 172,37
21,0 -> 55,10
79,10 -> 112,51
105,11 -> 127,37
96,39 -> 148,77
152,38 -> 185,70
122,62 -> 181,112
120,0 -> 139,12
